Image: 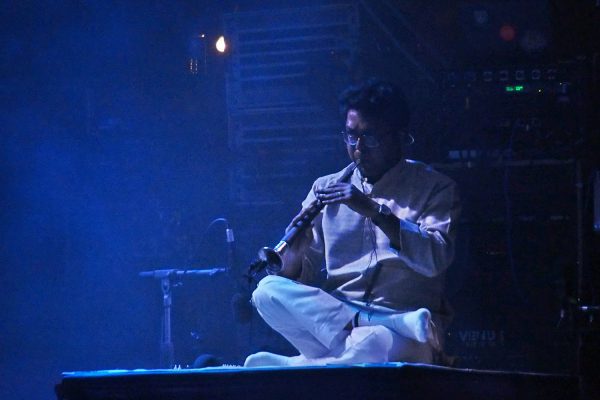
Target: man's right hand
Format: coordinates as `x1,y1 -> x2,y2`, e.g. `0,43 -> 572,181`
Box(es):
279,208 -> 315,280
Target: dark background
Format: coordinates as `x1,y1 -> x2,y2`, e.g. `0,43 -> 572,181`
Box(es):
1,1 -> 599,399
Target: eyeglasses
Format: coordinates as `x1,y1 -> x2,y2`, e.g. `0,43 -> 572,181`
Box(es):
341,130 -> 382,148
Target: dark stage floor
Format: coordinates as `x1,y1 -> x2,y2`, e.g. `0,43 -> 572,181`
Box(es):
55,362 -> 581,400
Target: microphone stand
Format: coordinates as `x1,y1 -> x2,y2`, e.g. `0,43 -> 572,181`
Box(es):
160,273 -> 174,369
139,268 -> 226,368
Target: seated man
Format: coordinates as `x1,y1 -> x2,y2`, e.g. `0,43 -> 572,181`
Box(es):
245,79 -> 460,367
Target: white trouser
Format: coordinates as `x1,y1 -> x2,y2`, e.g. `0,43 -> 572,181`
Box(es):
247,275 -> 432,365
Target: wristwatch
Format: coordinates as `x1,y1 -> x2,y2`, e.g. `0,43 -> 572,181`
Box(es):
372,203 -> 392,225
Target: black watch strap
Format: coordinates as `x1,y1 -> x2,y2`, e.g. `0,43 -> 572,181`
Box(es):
372,203 -> 392,224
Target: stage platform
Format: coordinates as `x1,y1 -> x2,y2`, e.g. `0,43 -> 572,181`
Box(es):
55,363 -> 580,400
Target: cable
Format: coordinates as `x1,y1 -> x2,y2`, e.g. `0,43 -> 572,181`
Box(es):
192,217 -> 229,260
361,178 -> 380,307
202,217 -> 229,233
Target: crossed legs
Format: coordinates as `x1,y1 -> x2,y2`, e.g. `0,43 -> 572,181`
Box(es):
244,275 -> 433,367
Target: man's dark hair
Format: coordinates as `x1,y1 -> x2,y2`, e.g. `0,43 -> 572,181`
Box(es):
339,79 -> 410,131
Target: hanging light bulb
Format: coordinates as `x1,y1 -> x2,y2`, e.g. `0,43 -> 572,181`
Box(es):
216,36 -> 227,53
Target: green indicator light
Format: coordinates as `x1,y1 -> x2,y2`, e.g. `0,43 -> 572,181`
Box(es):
505,85 -> 525,92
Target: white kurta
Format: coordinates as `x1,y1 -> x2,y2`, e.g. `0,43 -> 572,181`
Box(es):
300,159 -> 460,317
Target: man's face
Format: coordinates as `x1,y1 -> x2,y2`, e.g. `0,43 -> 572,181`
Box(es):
344,109 -> 403,183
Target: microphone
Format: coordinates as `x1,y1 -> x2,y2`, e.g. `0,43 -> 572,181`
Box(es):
226,224 -> 235,272
224,221 -> 252,323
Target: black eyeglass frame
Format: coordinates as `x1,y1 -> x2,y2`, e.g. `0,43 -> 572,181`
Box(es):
341,130 -> 384,148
